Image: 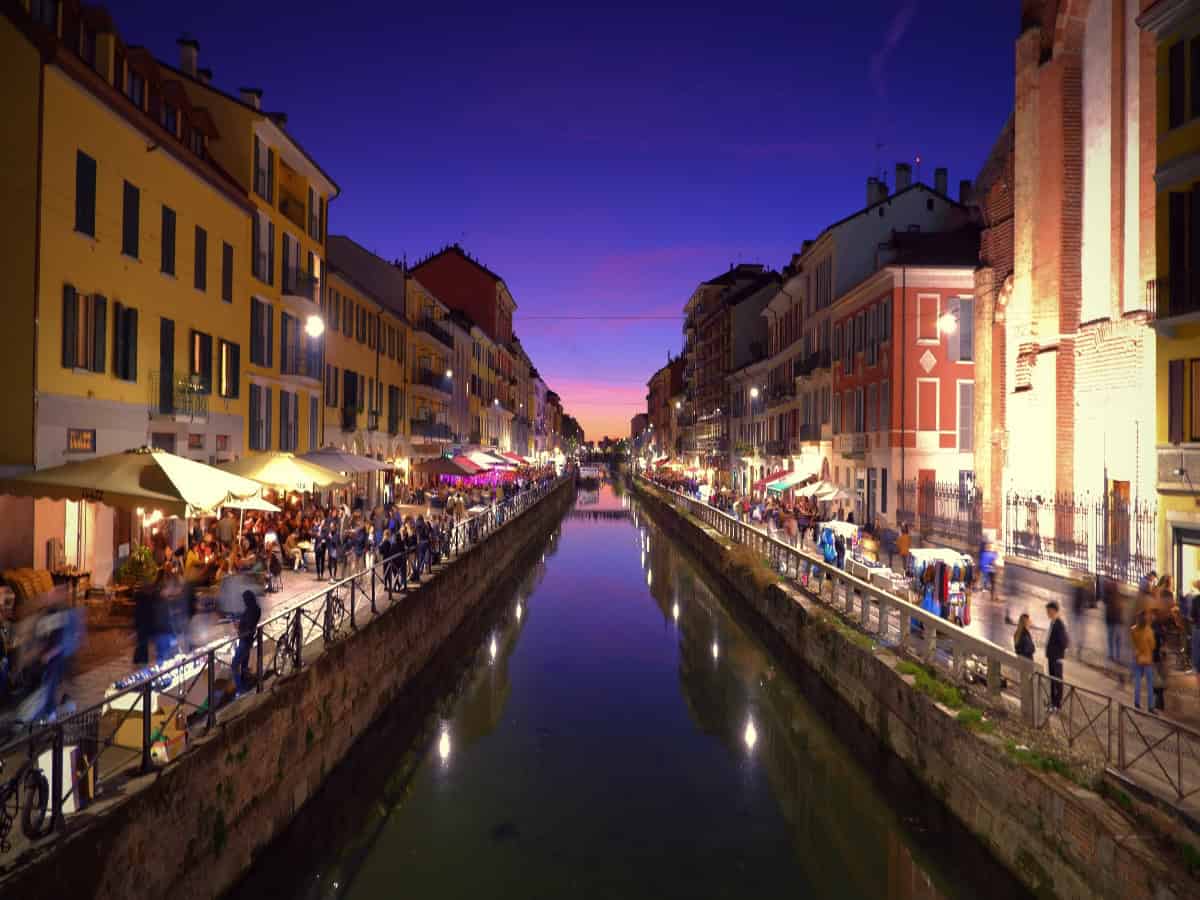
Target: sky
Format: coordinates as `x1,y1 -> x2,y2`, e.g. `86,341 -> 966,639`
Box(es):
109,0 -> 1015,442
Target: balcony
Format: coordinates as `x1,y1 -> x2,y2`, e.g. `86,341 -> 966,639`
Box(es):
1146,278 -> 1200,331
416,317 -> 454,349
765,438 -> 787,456
766,385 -> 795,409
1158,444 -> 1200,490
793,349 -> 831,379
282,268 -> 317,302
341,407 -> 357,432
149,371 -> 208,421
413,368 -> 452,396
279,188 -> 306,230
411,418 -> 452,440
835,432 -> 868,458
796,423 -> 821,443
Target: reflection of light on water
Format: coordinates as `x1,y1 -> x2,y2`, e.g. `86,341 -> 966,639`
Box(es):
672,603 -> 679,622
743,719 -> 758,751
646,568 -> 652,587
711,641 -> 720,661
640,551 -> 645,568
438,729 -> 451,762
516,603 -> 523,622
489,636 -> 498,661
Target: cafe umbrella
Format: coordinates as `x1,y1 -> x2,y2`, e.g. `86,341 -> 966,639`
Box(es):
217,452 -> 349,492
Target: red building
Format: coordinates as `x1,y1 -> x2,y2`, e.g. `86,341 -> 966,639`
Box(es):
410,244 -> 515,346
830,229 -> 979,527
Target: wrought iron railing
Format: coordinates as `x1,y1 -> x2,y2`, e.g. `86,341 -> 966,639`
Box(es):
416,317 -> 454,349
898,479 -> 983,547
413,369 -> 452,395
0,474 -> 569,858
281,269 -> 317,301
411,418 -> 452,439
1004,491 -> 1155,584
149,371 -> 209,419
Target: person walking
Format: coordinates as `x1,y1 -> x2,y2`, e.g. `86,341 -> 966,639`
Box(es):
1131,610 -> 1156,711
1152,608 -> 1169,713
1104,577 -> 1125,664
1013,613 -> 1036,661
1044,601 -> 1069,712
897,524 -> 912,576
231,590 -> 261,695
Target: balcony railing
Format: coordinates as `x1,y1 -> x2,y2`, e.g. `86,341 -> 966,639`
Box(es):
901,479 -> 984,548
417,317 -> 454,349
794,349 -> 831,379
282,269 -> 317,301
797,422 -> 821,442
411,419 -> 452,439
834,432 -> 867,456
1145,277 -> 1200,322
149,371 -> 209,420
413,368 -> 452,395
766,385 -> 795,408
764,438 -> 787,456
367,410 -> 379,432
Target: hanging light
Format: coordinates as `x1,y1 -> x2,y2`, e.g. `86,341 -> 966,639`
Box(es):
305,314 -> 325,338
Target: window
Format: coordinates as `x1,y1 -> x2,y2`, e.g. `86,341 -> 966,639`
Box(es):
280,312 -> 302,375
958,382 -> 974,451
308,187 -> 321,240
865,306 -> 877,366
325,364 -> 340,407
252,211 -> 273,285
75,151 -> 96,236
189,330 -> 213,393
190,129 -> 206,159
61,286 -> 106,373
160,206 -> 176,275
1169,359 -> 1186,444
879,297 -> 891,342
161,103 -> 178,136
249,384 -> 272,451
880,380 -> 891,430
867,384 -> 877,431
342,369 -> 357,411
194,226 -> 207,291
31,0 -> 56,28
216,435 -> 230,453
1171,41 -> 1186,130
113,302 -> 138,381
126,70 -> 145,109
250,298 -> 274,367
221,242 -> 233,303
343,299 -> 353,337
917,295 -> 939,341
881,468 -> 888,514
309,395 -> 319,449
279,390 -> 299,452
253,137 -> 274,201
218,340 -> 240,398
121,181 -> 140,258
855,387 -> 864,432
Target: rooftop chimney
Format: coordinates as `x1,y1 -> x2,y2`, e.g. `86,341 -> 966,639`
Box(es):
934,167 -> 948,196
197,67 -> 212,85
239,87 -> 262,110
177,37 -> 199,77
895,162 -> 912,191
867,176 -> 879,207
959,179 -> 973,204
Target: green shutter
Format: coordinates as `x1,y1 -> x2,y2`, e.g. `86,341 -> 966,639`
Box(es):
264,387 -> 273,450
122,181 -> 140,258
62,284 -> 77,368
267,221 -> 275,286
126,306 -> 138,381
201,332 -> 213,391
249,384 -> 260,449
266,304 -> 275,369
221,242 -> 233,302
75,152 -> 96,236
91,294 -> 107,373
194,226 -> 207,291
113,301 -> 125,376
230,342 -> 240,399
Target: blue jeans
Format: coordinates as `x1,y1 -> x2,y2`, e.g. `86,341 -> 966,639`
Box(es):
1107,624 -> 1122,663
1132,663 -> 1153,709
232,637 -> 252,693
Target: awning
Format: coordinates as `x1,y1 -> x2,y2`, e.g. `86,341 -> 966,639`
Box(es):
451,455 -> 485,474
764,461 -> 821,493
751,469 -> 788,493
414,457 -> 475,478
797,480 -> 834,498
218,452 -> 349,491
300,447 -> 391,473
221,494 -> 281,513
499,451 -> 525,465
0,447 -> 263,518
466,450 -> 514,470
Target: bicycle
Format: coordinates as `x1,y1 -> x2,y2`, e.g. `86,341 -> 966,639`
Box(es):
0,754 -> 51,854
322,589 -> 348,645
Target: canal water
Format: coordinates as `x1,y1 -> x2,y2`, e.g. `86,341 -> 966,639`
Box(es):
233,484 -> 1028,900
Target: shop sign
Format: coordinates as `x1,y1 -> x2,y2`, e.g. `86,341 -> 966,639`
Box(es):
188,433 -> 205,450
67,428 -> 96,453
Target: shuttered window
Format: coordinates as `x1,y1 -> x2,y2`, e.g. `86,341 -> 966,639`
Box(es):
309,395 -> 319,450
61,285 -> 106,373
113,302 -> 138,382
1170,41 -> 1186,130
121,181 -> 140,258
75,151 -> 96,236
250,384 -> 273,451
194,226 -> 207,291
279,390 -> 294,451
958,382 -> 975,451
221,242 -> 233,303
160,206 -> 176,275
189,330 -> 213,393
1169,359 -> 1186,444
218,340 -> 240,399
250,298 -> 274,367
881,380 -> 891,431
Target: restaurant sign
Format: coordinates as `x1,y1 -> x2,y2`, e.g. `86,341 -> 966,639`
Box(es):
67,428 -> 96,453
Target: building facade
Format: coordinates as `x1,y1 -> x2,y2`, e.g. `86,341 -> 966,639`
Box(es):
646,357 -> 684,458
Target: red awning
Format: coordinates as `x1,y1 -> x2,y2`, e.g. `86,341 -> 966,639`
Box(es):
752,469 -> 788,493
451,455 -> 484,474
499,451 -> 525,465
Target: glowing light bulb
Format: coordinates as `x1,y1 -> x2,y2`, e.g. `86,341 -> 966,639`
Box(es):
744,719 -> 758,751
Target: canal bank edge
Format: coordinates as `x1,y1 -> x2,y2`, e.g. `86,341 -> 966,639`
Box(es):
0,479 -> 575,900
629,477 -> 1196,900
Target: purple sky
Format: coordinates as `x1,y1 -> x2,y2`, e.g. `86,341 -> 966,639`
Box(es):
110,0 -> 1014,441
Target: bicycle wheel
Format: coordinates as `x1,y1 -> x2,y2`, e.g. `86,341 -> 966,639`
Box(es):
0,784 -> 17,852
273,635 -> 298,680
326,596 -> 348,642
20,767 -> 50,839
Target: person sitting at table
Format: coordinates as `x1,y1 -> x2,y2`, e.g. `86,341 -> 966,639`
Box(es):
283,530 -> 305,572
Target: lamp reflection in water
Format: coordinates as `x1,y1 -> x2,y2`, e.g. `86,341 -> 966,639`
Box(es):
671,602 -> 680,622
438,728 -> 451,764
515,603 -> 523,622
711,640 -> 720,661
489,636 -> 498,662
646,568 -> 652,587
743,719 -> 758,752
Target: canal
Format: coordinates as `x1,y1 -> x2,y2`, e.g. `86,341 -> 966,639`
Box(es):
232,483 -> 1028,899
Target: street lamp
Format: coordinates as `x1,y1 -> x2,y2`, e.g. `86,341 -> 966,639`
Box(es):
749,387 -> 759,399
937,312 -> 958,334
305,315 -> 325,338
445,369 -> 453,378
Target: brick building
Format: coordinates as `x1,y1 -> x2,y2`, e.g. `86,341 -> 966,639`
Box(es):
1004,1 -> 1157,560
646,356 -> 684,458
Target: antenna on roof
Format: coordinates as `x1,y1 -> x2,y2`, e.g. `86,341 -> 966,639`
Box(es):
875,141 -> 885,181
915,153 -> 922,185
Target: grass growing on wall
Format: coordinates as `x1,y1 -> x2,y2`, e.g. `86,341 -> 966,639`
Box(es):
896,660 -> 965,709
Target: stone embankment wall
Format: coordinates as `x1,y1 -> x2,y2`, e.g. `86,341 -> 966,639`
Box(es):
631,478 -> 1195,900
1,480 -> 574,900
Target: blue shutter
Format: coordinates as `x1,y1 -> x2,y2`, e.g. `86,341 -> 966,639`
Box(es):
62,284 -> 77,368
91,294 -> 107,373
249,384 -> 260,449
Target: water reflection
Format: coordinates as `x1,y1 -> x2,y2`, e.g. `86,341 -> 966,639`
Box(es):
242,485 -> 1025,900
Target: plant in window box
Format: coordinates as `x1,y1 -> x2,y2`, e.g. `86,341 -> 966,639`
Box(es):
115,544 -> 158,587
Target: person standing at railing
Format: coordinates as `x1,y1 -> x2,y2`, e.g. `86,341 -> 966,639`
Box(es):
1044,601 -> 1069,713
1131,610 -> 1156,711
232,590 -> 260,695
1013,613 -> 1036,661
379,529 -> 396,592
897,524 -> 912,577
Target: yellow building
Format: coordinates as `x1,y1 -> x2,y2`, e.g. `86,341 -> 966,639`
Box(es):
404,276 -> 455,457
324,236 -> 411,500
0,2 -> 255,581
164,37 -> 339,457
1142,0 -> 1200,589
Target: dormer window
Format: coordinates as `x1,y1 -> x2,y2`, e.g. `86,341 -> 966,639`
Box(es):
127,70 -> 145,109
80,27 -> 97,69
161,103 -> 178,137
31,0 -> 56,29
190,129 -> 206,159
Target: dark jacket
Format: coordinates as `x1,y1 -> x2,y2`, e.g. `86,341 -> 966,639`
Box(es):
1014,628 -> 1035,660
238,597 -> 261,639
1045,618 -> 1069,661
